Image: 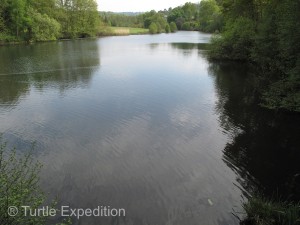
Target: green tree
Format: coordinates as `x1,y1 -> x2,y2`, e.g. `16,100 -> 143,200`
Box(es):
57,0 -> 99,38
198,0 -> 222,32
29,8 -> 61,41
165,24 -> 170,33
140,10 -> 167,33
210,17 -> 255,60
167,6 -> 184,23
0,0 -> 100,42
170,22 -> 177,32
182,22 -> 191,30
210,0 -> 300,112
149,22 -> 158,34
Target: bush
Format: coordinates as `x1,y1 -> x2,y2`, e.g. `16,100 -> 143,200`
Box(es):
156,22 -> 162,33
170,22 -> 177,32
209,17 -> 255,61
0,138 -> 67,224
30,9 -> 61,41
241,196 -> 300,225
182,22 -> 191,31
149,22 -> 158,34
0,139 -> 47,224
165,24 -> 170,33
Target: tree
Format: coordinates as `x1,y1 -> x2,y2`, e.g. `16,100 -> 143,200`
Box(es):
56,0 -> 99,38
165,24 -> 170,33
140,10 -> 167,33
29,8 -> 61,41
198,0 -> 222,32
149,22 -> 158,34
182,22 -> 191,30
167,6 -> 184,23
0,0 -> 101,42
209,0 -> 300,112
170,22 -> 177,32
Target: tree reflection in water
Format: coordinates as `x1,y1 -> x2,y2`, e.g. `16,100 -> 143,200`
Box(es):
209,61 -> 300,201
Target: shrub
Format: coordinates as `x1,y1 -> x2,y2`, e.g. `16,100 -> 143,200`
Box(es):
30,8 -> 61,41
149,22 -> 158,34
165,24 -> 170,33
209,17 -> 255,61
170,22 -> 177,32
182,22 -> 191,31
0,138 -> 67,224
241,196 -> 300,225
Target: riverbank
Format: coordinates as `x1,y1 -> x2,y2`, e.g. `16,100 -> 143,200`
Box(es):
241,196 -> 300,225
0,26 -> 150,46
101,27 -> 149,36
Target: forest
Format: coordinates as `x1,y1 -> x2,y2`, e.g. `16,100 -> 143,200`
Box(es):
0,0 -> 100,42
209,0 -> 300,112
100,1 -> 223,33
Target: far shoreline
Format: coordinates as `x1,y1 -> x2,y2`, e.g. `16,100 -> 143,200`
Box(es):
0,29 -> 211,46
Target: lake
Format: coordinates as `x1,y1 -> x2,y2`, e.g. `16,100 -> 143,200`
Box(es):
0,31 -> 299,225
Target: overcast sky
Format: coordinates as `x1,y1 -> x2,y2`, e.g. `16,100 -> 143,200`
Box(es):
97,0 -> 199,12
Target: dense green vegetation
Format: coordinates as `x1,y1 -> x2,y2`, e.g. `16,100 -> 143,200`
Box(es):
100,10 -> 169,34
0,138 -> 71,224
100,1 -> 223,34
0,138 -> 48,224
209,0 -> 300,112
0,0 -> 100,43
241,196 -> 300,225
100,12 -> 143,28
166,1 -> 222,32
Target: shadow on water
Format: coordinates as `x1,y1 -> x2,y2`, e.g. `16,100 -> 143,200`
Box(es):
209,61 -> 300,201
170,43 -> 209,51
0,75 -> 30,105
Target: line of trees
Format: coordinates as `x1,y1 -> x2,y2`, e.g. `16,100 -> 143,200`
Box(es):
167,1 -> 222,32
100,1 -> 223,33
0,0 -> 100,42
209,0 -> 300,112
100,12 -> 142,28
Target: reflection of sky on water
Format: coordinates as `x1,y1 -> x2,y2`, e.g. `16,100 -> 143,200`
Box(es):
0,32 -> 244,225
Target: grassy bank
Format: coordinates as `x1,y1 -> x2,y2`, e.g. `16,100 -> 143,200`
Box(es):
98,26 -> 149,36
241,196 -> 300,225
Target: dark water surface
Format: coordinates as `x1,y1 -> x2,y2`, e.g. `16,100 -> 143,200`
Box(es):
0,32 -> 299,225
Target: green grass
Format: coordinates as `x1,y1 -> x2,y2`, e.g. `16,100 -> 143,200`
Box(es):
241,196 -> 300,225
98,26 -> 149,36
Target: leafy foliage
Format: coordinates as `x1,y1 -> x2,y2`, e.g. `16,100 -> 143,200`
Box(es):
0,138 -> 72,224
100,12 -> 143,28
149,22 -> 158,34
209,0 -> 300,112
0,0 -> 100,42
0,138 -> 47,224
241,196 -> 300,225
165,24 -> 170,33
170,22 -> 178,33
141,10 -> 167,33
198,0 -> 223,32
29,8 -> 61,41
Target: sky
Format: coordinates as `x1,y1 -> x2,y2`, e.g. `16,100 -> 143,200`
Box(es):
96,0 -> 200,12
